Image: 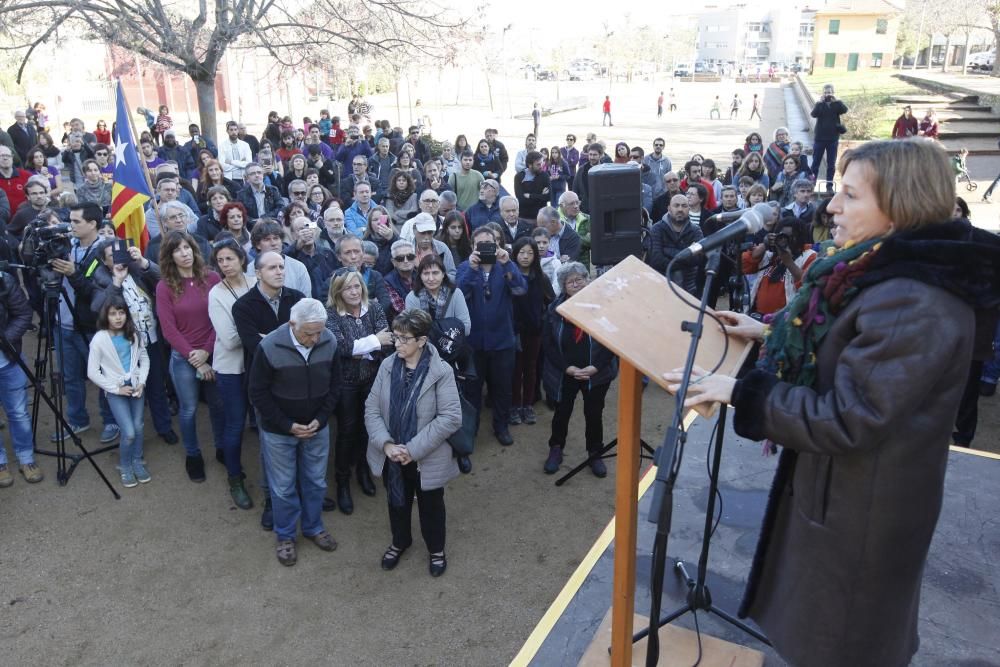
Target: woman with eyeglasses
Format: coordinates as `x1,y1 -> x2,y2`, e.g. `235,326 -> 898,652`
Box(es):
325,269 -> 392,515
155,231 -> 224,484
541,262 -> 617,477
363,205 -> 398,276
92,143 -> 114,182
207,234 -> 255,509
365,308 -> 462,577
561,135 -> 580,180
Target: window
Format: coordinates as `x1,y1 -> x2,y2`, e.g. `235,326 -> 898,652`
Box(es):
824,52 -> 836,68
829,19 -> 840,35
747,22 -> 763,32
876,19 -> 888,35
872,52 -> 883,67
799,23 -> 815,38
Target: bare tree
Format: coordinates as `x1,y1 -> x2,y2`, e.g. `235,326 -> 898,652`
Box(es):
0,0 -> 468,139
987,0 -> 1000,76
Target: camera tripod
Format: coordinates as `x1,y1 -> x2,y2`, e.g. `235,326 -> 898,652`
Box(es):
27,274 -> 119,495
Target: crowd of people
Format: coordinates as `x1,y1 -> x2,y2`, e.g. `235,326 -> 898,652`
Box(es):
0,91 -> 994,573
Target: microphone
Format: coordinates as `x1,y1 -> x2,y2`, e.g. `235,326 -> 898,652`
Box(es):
675,202 -> 777,261
703,208 -> 751,225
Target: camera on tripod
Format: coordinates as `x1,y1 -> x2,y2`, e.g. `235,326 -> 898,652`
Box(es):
20,217 -> 73,288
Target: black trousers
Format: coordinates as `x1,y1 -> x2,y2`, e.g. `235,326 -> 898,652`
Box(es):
334,380 -> 373,483
548,377 -> 611,452
953,360 -> 984,447
466,347 -> 515,434
384,462 -> 445,553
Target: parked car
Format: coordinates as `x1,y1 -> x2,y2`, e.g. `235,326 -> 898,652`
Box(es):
968,50 -> 995,71
674,63 -> 692,77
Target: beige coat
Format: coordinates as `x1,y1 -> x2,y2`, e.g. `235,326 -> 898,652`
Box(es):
364,345 -> 461,490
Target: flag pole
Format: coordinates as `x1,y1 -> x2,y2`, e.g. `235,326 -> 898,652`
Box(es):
116,79 -> 160,243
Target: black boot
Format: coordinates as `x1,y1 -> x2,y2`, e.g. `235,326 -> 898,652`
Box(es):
260,497 -> 273,531
185,454 -> 205,483
457,455 -> 472,474
357,465 -> 376,497
337,482 -> 354,515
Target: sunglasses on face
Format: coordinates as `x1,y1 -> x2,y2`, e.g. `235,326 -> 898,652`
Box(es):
393,253 -> 416,262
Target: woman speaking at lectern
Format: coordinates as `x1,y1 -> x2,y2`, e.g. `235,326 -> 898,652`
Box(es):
665,138 -> 1000,667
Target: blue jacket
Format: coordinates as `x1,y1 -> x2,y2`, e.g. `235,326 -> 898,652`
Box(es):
334,141 -> 373,169
465,199 -> 502,229
344,200 -> 373,236
456,259 -> 528,351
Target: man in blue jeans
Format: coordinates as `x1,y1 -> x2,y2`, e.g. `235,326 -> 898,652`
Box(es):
49,202 -> 118,444
0,268 -> 42,487
456,226 -> 528,447
809,84 -> 849,192
248,298 -> 341,566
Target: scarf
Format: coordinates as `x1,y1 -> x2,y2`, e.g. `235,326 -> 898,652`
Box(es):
418,285 -> 452,319
386,347 -> 432,508
758,237 -> 883,388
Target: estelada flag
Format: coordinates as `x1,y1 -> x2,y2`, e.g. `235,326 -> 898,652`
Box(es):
110,81 -> 151,252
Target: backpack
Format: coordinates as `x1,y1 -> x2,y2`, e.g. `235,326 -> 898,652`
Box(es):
428,289 -> 467,365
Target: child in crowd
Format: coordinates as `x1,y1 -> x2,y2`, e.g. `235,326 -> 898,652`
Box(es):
531,227 -> 561,295
737,175 -> 755,208
87,297 -> 150,488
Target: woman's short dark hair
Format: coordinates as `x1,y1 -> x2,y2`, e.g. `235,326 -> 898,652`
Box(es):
98,295 -> 137,342
211,231 -> 248,271
411,254 -> 454,293
686,182 -> 708,205
392,308 -> 432,339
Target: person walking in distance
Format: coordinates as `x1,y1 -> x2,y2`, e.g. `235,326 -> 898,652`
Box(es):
531,103 -> 541,139
656,91 -> 664,118
602,96 -> 612,127
669,88 -> 677,112
710,96 -> 722,120
730,94 -> 742,120
749,94 -> 762,121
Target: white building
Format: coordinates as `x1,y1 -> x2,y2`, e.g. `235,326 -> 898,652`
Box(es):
696,2 -> 817,68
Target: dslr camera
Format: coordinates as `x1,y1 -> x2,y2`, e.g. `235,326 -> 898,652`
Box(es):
766,231 -> 793,254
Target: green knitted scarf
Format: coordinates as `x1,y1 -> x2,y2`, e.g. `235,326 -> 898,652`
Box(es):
758,237 -> 884,388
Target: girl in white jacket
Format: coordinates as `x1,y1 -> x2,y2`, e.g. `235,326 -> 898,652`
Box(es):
88,297 -> 150,488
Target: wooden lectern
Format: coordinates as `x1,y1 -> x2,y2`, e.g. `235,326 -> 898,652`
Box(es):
556,256 -> 752,665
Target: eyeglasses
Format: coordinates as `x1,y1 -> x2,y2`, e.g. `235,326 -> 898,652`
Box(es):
391,333 -> 417,344
95,151 -> 108,156
353,162 -> 366,167
566,137 -> 575,142
393,253 -> 416,262
653,143 -> 665,148
420,198 -> 439,204
665,177 -> 680,182
290,190 -> 307,196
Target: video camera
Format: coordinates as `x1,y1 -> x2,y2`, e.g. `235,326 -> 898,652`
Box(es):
20,216 -> 73,289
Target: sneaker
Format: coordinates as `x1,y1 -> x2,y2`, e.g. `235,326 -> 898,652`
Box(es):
305,530 -> 338,552
522,406 -> 537,425
120,466 -> 138,488
544,446 -> 563,474
133,461 -> 152,484
0,464 -> 12,488
19,462 -> 44,484
276,539 -> 297,566
100,424 -> 121,444
508,408 -> 522,426
50,423 -> 89,443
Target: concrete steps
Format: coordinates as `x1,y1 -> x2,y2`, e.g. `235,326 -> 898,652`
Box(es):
939,136 -> 1000,155
892,94 -> 978,105
941,114 -> 1000,124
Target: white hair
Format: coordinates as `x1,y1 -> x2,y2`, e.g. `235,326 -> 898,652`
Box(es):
290,298 -> 328,326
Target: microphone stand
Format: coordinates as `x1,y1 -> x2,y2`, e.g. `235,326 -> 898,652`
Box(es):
638,249 -> 769,665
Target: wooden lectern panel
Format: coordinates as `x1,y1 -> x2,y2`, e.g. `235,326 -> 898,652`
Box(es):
557,255 -> 753,416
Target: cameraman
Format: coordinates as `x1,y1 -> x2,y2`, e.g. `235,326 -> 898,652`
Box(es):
49,202 -> 119,443
810,84 -> 849,190
742,216 -> 817,317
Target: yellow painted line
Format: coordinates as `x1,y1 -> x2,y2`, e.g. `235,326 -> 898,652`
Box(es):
951,445 -> 1000,460
511,412 -> 698,666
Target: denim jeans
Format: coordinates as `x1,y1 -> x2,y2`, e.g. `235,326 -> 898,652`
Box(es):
105,393 -> 145,469
215,373 -> 247,477
260,426 -> 330,542
0,360 -> 35,466
810,139 -> 839,186
144,340 -> 174,435
168,351 -> 223,457
982,321 -> 1000,385
56,326 -> 115,429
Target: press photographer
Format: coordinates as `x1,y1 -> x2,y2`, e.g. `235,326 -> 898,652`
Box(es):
742,216 -> 817,317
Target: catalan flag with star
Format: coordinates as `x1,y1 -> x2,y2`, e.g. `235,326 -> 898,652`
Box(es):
110,81 -> 151,252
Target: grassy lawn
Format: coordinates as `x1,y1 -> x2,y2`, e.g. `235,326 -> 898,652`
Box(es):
803,70 -> 928,139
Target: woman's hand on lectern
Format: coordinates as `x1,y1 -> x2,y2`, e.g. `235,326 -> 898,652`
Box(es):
663,365 -> 737,408
716,311 -> 766,342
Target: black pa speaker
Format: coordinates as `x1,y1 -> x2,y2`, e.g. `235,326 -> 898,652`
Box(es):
588,163 -> 642,265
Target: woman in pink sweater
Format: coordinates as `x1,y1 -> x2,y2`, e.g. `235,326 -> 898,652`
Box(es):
155,231 -> 224,483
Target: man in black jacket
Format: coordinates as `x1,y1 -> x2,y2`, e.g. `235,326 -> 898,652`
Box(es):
484,128 -> 509,180
7,111 -> 37,165
0,268 -> 42,486
234,250 -> 306,530
572,145 -> 604,214
498,196 -> 534,248
50,203 -> 118,443
810,84 -> 849,190
513,151 -> 551,224
237,163 -> 284,221
248,298 -> 341,566
538,206 -> 581,262
646,194 -> 704,296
